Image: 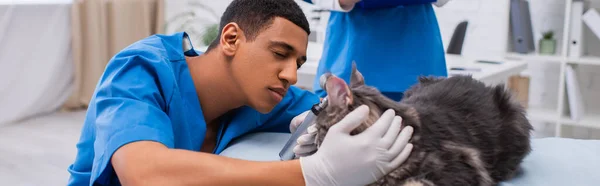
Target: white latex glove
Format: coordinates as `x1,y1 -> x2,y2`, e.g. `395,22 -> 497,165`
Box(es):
289,110 -> 318,157
434,0 -> 451,7
299,105 -> 414,186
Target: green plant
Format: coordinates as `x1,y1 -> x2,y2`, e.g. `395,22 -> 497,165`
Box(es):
201,23 -> 219,46
539,30 -> 556,54
542,31 -> 554,40
163,1 -> 221,48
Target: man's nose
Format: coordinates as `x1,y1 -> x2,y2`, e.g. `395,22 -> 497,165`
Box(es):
279,61 -> 298,85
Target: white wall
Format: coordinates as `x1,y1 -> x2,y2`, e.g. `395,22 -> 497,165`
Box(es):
434,0 -> 511,59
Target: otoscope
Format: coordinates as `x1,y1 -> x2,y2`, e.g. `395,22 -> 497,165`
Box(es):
279,74 -> 331,161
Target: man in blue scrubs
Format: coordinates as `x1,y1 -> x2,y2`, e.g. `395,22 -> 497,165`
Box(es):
304,0 -> 450,101
67,0 -> 414,185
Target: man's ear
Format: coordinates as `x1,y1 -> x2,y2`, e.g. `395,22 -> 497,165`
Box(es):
350,61 -> 365,87
220,23 -> 243,56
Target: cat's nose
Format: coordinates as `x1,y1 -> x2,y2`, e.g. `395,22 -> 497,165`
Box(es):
319,73 -> 333,90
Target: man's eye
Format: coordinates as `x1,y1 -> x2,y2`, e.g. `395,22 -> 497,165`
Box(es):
274,52 -> 286,58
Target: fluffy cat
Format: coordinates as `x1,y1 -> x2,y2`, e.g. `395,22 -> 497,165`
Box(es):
313,64 -> 533,186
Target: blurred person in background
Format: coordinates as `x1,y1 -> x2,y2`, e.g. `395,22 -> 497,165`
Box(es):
304,0 -> 451,101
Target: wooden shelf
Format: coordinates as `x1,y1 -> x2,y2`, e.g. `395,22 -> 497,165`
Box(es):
505,52 -> 564,63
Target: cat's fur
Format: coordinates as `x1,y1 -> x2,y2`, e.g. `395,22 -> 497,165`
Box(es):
313,64 -> 533,186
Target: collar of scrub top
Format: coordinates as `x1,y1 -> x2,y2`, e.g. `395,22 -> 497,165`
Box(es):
182,33 -> 199,56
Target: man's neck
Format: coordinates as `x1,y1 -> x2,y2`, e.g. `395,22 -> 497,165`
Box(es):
186,50 -> 246,126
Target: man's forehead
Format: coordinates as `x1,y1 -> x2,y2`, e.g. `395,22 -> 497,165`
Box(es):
268,17 -> 309,35
259,17 -> 308,50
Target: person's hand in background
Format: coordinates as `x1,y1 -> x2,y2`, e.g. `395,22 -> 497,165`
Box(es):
434,0 -> 451,7
338,0 -> 361,11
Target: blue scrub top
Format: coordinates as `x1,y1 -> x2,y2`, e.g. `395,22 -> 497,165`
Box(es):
66,32 -> 320,186
305,1 -> 448,96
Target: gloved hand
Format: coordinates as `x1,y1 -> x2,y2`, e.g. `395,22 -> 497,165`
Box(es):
434,0 -> 451,7
289,110 -> 318,157
299,105 -> 414,186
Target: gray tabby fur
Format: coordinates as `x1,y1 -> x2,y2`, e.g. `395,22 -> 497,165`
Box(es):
313,63 -> 533,186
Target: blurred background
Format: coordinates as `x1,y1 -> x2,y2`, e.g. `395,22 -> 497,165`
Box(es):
1,0 -> 600,185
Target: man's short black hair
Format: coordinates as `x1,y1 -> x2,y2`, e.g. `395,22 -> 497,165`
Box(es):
206,0 -> 310,51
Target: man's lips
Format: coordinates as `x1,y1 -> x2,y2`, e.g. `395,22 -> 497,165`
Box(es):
269,87 -> 287,98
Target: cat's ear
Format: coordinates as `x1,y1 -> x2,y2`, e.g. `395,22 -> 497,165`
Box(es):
325,75 -> 353,106
350,61 -> 365,87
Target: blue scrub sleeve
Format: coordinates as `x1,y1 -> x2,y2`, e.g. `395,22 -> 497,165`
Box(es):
90,54 -> 175,184
255,86 -> 320,133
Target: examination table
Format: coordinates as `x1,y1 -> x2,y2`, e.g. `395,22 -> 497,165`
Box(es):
220,132 -> 600,186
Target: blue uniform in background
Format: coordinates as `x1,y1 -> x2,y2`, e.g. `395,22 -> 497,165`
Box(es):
66,32 -> 320,186
304,0 -> 448,101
